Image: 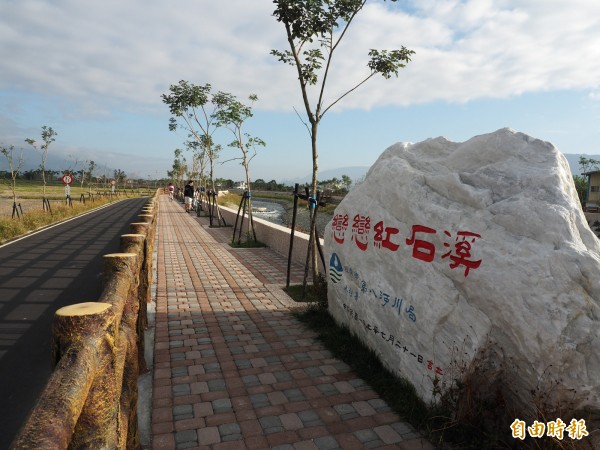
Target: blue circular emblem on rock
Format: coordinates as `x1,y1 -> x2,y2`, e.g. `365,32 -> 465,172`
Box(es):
329,253 -> 343,284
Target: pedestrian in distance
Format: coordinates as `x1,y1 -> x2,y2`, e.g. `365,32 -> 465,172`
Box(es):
168,182 -> 174,201
184,180 -> 194,212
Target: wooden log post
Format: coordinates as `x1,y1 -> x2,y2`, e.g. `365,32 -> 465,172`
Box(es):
146,217 -> 156,249
13,303 -> 116,449
100,253 -> 138,319
12,302 -> 118,449
120,234 -> 148,372
53,302 -> 119,449
51,302 -> 114,369
99,253 -> 139,344
130,221 -> 153,304
130,222 -> 149,238
119,324 -> 140,450
137,214 -> 153,224
98,253 -> 140,449
121,233 -> 150,305
120,234 -> 144,257
129,221 -> 152,301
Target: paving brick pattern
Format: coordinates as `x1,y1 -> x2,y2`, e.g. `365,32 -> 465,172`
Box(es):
152,196 -> 435,449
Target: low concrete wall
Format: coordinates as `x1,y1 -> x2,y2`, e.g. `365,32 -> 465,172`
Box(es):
217,205 -> 326,274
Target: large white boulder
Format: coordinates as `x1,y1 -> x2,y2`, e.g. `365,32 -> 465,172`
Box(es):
325,128 -> 600,418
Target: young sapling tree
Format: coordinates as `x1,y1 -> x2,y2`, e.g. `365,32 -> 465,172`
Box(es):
25,125 -> 57,211
0,144 -> 25,218
272,0 -> 414,283
214,93 -> 266,243
162,81 -> 226,192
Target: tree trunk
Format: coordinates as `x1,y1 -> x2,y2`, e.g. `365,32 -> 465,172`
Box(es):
310,120 -> 320,284
244,162 -> 256,241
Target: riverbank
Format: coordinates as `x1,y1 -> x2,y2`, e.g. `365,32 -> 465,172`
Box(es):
251,196 -> 332,236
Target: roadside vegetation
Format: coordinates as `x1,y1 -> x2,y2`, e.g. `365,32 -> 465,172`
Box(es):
286,285 -> 592,450
0,180 -> 153,199
0,180 -> 151,245
0,196 -> 117,244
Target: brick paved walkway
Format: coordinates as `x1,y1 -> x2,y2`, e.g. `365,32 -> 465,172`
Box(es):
151,195 -> 435,450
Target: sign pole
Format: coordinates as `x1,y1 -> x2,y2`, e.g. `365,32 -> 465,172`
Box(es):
62,173 -> 73,205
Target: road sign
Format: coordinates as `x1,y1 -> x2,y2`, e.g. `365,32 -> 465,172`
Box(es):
62,174 -> 73,185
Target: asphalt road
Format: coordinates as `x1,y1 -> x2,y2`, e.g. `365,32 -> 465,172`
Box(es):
0,197 -> 148,449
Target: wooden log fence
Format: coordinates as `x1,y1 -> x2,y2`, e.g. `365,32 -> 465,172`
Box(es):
11,193 -> 159,450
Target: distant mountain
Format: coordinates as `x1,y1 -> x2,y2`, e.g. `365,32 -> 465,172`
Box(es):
282,166 -> 370,186
281,154 -> 594,186
0,147 -> 119,178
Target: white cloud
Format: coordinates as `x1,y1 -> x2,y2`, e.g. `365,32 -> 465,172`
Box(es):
0,0 -> 599,116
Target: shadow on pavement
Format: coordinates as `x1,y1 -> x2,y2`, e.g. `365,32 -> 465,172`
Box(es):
0,197 -> 148,449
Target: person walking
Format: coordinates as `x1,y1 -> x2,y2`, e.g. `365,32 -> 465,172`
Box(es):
184,180 -> 194,212
168,182 -> 174,201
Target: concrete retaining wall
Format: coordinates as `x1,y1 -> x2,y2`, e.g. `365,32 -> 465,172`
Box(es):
218,205 -> 326,273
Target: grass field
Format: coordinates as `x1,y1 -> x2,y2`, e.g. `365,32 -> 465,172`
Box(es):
0,180 -> 153,244
0,179 -> 156,199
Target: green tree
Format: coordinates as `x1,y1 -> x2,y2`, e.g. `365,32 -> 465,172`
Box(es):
199,135 -> 222,191
579,156 -> 600,175
185,139 -> 205,182
573,174 -> 587,205
87,160 -> 96,195
78,159 -> 88,189
341,174 -> 352,191
214,94 -> 265,193
25,125 -> 57,205
272,0 -> 414,281
113,169 -> 127,187
215,178 -> 234,189
162,81 -> 224,191
214,93 -> 266,242
0,144 -> 24,217
168,148 -> 187,188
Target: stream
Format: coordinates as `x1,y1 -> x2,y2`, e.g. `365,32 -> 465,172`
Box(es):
251,198 -> 332,237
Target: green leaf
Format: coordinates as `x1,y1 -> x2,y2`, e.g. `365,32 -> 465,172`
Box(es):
367,47 -> 415,79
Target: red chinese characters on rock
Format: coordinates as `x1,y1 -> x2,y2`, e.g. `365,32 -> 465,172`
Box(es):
442,231 -> 482,276
332,213 -> 349,244
351,214 -> 370,251
405,225 -> 436,262
374,221 -> 400,251
333,213 -> 483,277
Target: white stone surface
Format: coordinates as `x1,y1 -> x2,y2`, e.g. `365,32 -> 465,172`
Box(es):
325,128 -> 600,415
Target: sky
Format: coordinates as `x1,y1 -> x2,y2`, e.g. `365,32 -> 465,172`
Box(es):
0,0 -> 599,183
